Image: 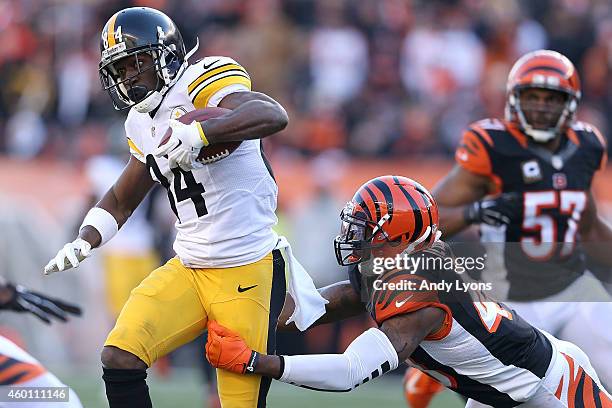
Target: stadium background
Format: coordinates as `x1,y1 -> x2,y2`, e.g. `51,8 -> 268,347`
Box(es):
0,0 -> 611,406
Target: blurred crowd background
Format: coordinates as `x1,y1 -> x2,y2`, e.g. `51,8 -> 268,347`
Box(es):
0,0 -> 611,405
2,0 -> 612,160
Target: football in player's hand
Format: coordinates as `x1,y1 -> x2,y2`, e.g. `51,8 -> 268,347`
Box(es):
160,107 -> 241,164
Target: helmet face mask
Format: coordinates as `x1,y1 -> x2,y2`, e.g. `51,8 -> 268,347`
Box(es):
100,47 -> 176,110
505,50 -> 581,143
98,7 -> 190,113
334,205 -> 390,267
510,86 -> 576,143
334,176 -> 440,301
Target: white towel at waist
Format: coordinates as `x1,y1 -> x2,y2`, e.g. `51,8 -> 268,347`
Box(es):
275,236 -> 328,331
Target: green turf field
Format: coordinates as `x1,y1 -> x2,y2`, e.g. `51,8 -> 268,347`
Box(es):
58,367 -> 465,408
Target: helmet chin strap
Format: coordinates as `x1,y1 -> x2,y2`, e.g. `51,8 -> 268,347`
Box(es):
134,38 -> 200,114
134,91 -> 164,113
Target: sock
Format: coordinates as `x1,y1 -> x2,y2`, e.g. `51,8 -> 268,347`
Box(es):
103,367 -> 153,408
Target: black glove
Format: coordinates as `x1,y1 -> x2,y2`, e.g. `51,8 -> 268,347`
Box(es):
464,193 -> 521,227
0,284 -> 82,324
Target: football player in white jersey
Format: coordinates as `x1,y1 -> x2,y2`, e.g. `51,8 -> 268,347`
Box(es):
44,7 -> 288,408
0,278 -> 83,407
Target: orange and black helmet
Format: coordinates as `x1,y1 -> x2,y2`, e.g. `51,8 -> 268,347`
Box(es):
505,49 -> 581,143
334,175 -> 439,266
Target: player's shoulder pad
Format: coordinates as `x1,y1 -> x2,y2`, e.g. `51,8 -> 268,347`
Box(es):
185,56 -> 251,103
572,121 -> 608,170
124,108 -> 145,159
455,118 -> 502,176
470,117 -> 508,133
571,121 -> 608,150
468,117 -> 518,147
369,244 -> 452,326
368,269 -> 434,325
124,105 -> 139,132
187,56 -> 248,78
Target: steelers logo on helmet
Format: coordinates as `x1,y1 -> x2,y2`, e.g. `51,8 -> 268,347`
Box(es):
98,7 -> 197,113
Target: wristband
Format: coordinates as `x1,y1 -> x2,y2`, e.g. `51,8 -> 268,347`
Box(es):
196,122 -> 210,146
463,202 -> 479,224
276,355 -> 285,379
80,207 -> 118,246
245,351 -> 259,374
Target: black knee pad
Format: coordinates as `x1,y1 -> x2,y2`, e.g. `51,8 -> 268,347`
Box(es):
102,368 -> 152,408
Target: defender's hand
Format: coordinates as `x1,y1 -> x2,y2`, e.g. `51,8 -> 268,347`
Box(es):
44,238 -> 92,275
464,192 -> 521,227
206,321 -> 259,374
154,119 -> 205,171
0,284 -> 82,324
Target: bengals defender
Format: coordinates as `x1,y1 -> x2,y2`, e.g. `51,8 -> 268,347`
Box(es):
404,49 -> 612,408
0,278 -> 83,407
203,176 -> 612,407
43,7 -> 288,408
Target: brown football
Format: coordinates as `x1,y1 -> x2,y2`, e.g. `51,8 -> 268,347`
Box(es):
159,107 -> 241,164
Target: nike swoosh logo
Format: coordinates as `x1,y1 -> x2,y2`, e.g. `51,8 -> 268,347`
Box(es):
203,59 -> 220,70
237,284 -> 258,293
396,295 -> 414,308
405,369 -> 425,394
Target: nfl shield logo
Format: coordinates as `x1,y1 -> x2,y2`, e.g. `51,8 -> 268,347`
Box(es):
552,173 -> 567,190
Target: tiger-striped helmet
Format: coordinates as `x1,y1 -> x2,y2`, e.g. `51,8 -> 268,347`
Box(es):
505,49 -> 581,143
334,175 -> 439,266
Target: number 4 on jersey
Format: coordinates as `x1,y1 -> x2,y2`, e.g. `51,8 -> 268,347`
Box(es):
171,167 -> 207,217
474,300 -> 513,333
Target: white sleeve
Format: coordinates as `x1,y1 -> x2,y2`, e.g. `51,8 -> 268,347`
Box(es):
207,83 -> 250,107
124,112 -> 146,163
279,328 -> 399,392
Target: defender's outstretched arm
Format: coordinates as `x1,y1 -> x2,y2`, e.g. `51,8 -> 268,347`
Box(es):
206,307 -> 445,392
277,281 -> 366,332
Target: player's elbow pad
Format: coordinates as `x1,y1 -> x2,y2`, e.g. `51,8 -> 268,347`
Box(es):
279,328 -> 399,392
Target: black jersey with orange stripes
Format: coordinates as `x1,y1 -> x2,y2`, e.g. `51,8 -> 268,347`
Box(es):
455,118 -> 608,300
368,241 -> 554,407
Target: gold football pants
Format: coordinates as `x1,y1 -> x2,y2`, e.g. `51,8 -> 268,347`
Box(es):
105,250 -> 286,407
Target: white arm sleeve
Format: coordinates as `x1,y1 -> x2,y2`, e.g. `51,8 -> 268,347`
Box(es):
279,328 -> 399,392
80,207 -> 119,246
207,84 -> 249,107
